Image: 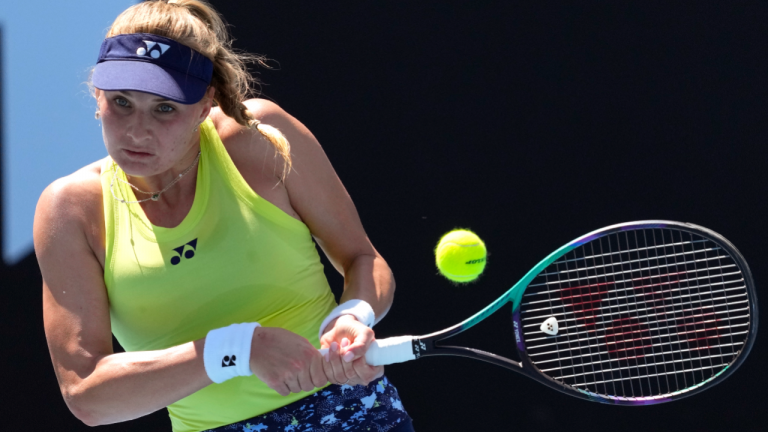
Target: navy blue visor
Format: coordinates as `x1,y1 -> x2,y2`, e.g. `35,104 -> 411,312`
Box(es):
92,33 -> 214,104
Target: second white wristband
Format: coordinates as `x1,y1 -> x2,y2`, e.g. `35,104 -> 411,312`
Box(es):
318,299 -> 376,340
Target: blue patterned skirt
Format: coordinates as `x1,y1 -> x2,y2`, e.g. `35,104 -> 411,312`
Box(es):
203,375 -> 414,432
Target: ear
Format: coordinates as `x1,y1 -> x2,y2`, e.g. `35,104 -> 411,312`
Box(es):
197,86 -> 216,123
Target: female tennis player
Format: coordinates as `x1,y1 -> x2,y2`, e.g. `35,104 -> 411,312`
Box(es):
33,1 -> 413,431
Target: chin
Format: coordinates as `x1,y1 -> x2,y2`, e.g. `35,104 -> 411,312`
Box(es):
111,153 -> 159,177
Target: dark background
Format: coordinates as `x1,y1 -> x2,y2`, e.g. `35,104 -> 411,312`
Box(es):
3,1 -> 767,430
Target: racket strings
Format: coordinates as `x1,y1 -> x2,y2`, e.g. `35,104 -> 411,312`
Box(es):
522,285 -> 748,322
519,228 -> 751,401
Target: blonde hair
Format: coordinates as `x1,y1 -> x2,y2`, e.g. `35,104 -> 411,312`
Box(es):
102,0 -> 291,179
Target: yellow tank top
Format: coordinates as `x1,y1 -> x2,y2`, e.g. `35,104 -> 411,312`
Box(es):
101,118 -> 337,431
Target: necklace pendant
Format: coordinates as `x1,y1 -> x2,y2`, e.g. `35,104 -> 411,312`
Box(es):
151,194 -> 160,201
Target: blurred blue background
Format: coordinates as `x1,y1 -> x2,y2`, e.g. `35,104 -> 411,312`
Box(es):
1,1 -> 135,264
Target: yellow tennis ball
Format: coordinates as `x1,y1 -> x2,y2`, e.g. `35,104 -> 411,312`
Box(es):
435,229 -> 487,283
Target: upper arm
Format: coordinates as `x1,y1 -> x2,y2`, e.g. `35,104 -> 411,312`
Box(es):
34,170 -> 113,399
245,99 -> 380,274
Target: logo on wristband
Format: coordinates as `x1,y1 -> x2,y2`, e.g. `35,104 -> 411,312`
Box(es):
222,354 -> 237,368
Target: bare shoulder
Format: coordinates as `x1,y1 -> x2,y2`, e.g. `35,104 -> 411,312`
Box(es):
212,98 -> 324,166
209,98 -> 298,152
210,100 -> 376,274
37,160 -> 104,221
209,100 -> 319,222
211,99 -> 314,184
209,101 -> 284,173
34,159 -> 107,267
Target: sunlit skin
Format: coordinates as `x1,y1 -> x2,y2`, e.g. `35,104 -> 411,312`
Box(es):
95,87 -> 215,201
36,86 -> 393,425
93,87 -> 385,390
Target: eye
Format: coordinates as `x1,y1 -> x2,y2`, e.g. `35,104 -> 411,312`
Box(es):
114,97 -> 130,108
158,104 -> 175,113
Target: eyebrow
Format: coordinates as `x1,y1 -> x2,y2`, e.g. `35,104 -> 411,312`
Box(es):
115,90 -> 172,103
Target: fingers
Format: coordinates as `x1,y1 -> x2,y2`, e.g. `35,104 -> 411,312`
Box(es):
249,327 -> 329,396
341,330 -> 374,363
273,380 -> 291,397
352,357 -> 384,385
321,345 -> 336,384
318,316 -> 380,386
339,338 -> 358,381
285,374 -> 303,394
278,351 -> 327,394
322,337 -> 375,386
310,352 -> 329,389
326,340 -> 352,384
297,361 -> 316,393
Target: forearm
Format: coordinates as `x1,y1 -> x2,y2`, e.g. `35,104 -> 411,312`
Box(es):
339,253 -> 395,323
64,339 -> 211,426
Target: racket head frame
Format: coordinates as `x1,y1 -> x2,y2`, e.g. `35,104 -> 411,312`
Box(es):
409,221 -> 757,405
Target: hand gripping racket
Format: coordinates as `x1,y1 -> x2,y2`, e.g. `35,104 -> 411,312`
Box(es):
365,221 -> 758,405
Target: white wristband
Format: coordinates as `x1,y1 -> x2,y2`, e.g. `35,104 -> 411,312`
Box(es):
203,322 -> 260,384
318,299 -> 375,340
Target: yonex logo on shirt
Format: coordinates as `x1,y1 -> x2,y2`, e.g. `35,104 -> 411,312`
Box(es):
136,40 -> 171,59
171,238 -> 198,265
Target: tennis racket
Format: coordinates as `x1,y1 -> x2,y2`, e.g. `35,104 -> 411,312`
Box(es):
365,221 -> 758,405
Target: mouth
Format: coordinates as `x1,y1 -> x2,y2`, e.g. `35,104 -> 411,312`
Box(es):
123,149 -> 153,158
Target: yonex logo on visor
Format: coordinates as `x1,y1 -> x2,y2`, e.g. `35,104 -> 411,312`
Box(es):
92,33 -> 214,104
137,41 -> 171,58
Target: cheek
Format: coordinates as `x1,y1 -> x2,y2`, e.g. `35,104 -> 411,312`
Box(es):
100,117 -> 130,153
159,122 -> 196,152
100,117 -> 120,147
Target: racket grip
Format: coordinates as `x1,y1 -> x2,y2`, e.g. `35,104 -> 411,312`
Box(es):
317,336 -> 417,366
365,336 -> 417,365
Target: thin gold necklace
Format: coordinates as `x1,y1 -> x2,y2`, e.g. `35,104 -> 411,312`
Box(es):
110,150 -> 201,204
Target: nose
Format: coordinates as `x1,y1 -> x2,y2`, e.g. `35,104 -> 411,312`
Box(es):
125,111 -> 154,142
